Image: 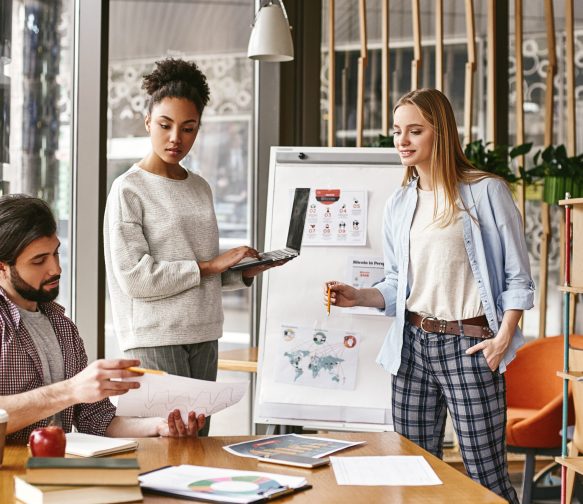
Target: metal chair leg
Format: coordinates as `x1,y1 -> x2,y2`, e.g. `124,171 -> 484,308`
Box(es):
522,449 -> 535,504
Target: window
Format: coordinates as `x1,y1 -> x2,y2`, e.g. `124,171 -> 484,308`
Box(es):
0,0 -> 74,312
104,1 -> 255,367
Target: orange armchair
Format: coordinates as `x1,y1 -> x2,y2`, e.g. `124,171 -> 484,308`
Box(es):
505,335 -> 583,503
565,342 -> 583,504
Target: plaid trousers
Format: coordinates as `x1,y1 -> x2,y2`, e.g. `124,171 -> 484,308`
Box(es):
392,322 -> 518,504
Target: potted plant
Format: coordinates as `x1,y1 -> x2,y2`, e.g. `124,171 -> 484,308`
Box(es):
463,140 -> 538,196
527,145 -> 583,204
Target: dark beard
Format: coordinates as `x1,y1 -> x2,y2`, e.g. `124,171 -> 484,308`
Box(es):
10,268 -> 60,303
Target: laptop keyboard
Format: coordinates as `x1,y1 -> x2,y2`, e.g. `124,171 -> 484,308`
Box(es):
261,249 -> 296,260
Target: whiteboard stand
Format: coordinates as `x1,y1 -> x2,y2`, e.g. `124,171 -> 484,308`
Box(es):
254,147 -> 403,434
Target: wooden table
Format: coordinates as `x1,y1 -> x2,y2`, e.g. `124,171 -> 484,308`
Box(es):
217,347 -> 258,373
1,432 -> 504,503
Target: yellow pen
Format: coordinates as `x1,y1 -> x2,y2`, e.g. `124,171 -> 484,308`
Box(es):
127,366 -> 167,375
327,285 -> 331,316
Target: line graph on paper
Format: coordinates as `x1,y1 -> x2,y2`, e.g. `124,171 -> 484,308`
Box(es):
115,374 -> 247,419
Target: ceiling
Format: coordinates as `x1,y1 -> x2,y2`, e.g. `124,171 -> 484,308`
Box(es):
109,0 -> 583,60
109,0 -> 253,61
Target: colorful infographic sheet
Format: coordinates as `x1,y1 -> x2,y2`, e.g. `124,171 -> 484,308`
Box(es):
303,189 -> 367,246
223,434 -> 364,459
275,324 -> 360,390
344,256 -> 386,316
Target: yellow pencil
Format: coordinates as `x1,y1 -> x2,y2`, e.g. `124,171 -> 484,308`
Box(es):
127,366 -> 167,375
327,286 -> 331,316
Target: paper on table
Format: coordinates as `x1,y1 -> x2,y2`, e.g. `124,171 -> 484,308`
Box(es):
116,374 -> 247,420
65,432 -> 138,457
330,456 -> 442,486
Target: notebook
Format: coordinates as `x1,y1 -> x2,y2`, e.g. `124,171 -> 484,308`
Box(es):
65,432 -> 139,457
25,457 -> 140,486
14,476 -> 143,504
230,188 -> 310,271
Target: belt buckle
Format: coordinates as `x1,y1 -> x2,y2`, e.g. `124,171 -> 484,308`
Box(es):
420,315 -> 447,334
419,315 -> 437,334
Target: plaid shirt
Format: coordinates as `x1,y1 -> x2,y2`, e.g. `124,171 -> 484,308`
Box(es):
0,288 -> 116,444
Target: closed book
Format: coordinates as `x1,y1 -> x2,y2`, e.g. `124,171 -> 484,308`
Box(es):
25,457 -> 140,486
65,432 -> 139,457
14,476 -> 143,504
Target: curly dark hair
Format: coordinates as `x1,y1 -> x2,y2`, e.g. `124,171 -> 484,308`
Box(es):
142,58 -> 210,116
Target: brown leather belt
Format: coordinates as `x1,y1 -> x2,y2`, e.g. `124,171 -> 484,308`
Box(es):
407,312 -> 494,339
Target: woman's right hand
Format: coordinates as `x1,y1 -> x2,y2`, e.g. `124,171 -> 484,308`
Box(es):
324,281 -> 360,308
199,246 -> 260,276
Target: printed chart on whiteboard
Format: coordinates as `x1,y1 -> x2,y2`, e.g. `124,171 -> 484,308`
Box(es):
275,324 -> 360,390
344,256 -> 386,317
303,189 -> 367,246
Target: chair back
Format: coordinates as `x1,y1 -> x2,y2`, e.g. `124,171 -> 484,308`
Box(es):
506,336 -> 575,409
569,339 -> 583,452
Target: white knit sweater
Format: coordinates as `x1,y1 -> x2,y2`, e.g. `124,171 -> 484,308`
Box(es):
104,165 -> 246,351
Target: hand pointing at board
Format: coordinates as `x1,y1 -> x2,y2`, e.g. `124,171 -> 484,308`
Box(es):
323,281 -> 386,311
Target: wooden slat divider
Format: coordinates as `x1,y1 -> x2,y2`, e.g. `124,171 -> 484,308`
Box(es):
435,0 -> 443,92
381,0 -> 390,135
411,0 -> 421,90
463,0 -> 476,146
327,0 -> 336,147
356,0 -> 368,147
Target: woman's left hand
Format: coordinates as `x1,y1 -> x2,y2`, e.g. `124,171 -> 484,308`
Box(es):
465,334 -> 509,372
242,259 -> 289,279
157,409 -> 206,437
466,310 -> 521,372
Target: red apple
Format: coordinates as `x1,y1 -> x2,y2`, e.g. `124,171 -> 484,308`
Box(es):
28,426 -> 67,457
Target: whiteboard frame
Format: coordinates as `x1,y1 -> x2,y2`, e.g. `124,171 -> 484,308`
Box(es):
254,146 -> 403,432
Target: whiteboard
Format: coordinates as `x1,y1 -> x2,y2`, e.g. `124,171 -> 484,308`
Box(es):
254,147 -> 404,431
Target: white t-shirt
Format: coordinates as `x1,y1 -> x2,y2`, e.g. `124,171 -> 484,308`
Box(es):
405,188 -> 484,320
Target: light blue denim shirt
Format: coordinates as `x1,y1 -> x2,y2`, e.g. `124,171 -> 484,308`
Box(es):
374,176 -> 535,375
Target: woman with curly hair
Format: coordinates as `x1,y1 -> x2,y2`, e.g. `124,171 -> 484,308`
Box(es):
104,58 -> 276,435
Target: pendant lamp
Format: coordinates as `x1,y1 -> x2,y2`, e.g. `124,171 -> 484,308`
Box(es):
247,1 -> 294,62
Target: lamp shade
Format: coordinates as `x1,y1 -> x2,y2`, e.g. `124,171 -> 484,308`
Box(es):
247,3 -> 294,62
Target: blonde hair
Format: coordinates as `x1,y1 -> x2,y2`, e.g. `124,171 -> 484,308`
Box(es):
393,88 -> 495,225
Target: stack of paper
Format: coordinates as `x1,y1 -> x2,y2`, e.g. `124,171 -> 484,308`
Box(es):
330,456 -> 442,486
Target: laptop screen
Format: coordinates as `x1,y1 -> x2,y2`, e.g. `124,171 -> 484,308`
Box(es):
286,188 -> 310,251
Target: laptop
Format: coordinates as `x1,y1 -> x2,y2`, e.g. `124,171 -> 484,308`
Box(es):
229,188 -> 310,271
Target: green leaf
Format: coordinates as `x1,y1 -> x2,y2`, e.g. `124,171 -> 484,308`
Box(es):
509,143 -> 533,158
541,146 -> 553,163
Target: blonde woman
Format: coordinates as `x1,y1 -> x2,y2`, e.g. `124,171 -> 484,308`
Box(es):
326,89 -> 533,503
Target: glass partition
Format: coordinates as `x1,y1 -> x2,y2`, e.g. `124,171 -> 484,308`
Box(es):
0,0 -> 74,312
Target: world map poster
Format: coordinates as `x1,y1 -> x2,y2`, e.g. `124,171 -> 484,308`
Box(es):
275,325 -> 360,390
